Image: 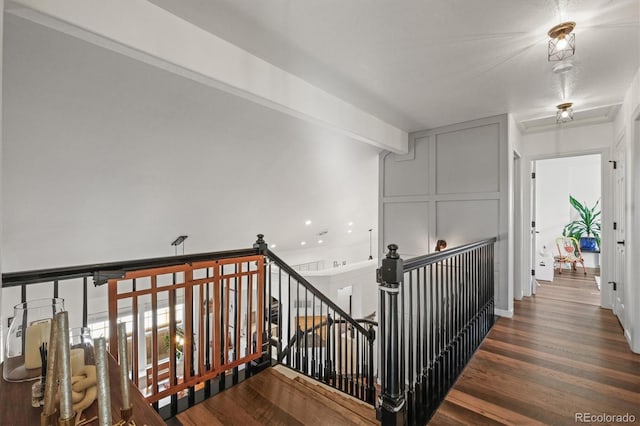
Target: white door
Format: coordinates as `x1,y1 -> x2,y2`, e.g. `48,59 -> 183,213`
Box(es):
513,152 -> 522,297
613,140 -> 626,327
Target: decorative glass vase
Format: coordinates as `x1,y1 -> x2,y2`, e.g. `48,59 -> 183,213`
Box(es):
3,298 -> 65,382
69,327 -> 95,375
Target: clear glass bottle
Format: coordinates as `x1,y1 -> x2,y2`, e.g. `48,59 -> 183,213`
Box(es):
3,298 -> 65,382
69,327 -> 95,374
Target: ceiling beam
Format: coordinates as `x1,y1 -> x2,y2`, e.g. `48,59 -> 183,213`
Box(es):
5,0 -> 408,153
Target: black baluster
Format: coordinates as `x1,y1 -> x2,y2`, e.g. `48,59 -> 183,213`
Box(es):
415,269 -> 423,419
278,266 -> 282,361
366,324 -> 375,404
304,286 -> 308,374
82,277 -> 88,328
287,274 -> 291,367
296,281 -> 301,370
337,314 -> 343,391
312,294 -> 316,378
331,310 -> 336,385
407,269 -> 415,422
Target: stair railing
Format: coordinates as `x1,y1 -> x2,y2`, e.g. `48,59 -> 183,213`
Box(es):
257,235 -> 377,405
377,238 -> 497,425
2,246 -> 265,418
2,235 -> 377,417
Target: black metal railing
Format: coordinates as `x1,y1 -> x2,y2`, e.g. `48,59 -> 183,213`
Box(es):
258,238 -> 377,405
377,238 -> 496,425
2,248 -> 258,330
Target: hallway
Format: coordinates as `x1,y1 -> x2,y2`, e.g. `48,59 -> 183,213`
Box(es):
430,270 -> 640,425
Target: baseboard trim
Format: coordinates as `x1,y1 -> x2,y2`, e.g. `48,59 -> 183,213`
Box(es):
495,308 -> 513,318
624,329 -> 635,352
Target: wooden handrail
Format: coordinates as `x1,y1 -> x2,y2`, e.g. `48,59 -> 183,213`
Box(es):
403,237 -> 497,271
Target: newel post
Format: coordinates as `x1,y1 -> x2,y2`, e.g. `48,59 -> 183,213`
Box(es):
253,233 -> 268,254
250,234 -> 271,375
377,244 -> 406,425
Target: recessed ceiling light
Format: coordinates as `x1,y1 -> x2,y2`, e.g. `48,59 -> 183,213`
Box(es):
318,239 -> 323,244
348,222 -> 353,226
300,241 -> 307,246
347,229 -> 352,234
270,244 -> 277,248
305,220 -> 312,226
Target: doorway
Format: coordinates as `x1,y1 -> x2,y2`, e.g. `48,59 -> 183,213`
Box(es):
532,154 -> 602,305
336,286 -> 353,316
513,151 -> 522,299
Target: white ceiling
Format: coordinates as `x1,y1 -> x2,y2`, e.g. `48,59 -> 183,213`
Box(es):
149,0 -> 640,131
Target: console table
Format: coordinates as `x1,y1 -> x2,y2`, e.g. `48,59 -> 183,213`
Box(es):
0,355 -> 164,425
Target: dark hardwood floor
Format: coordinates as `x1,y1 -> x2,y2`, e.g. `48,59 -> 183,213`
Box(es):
170,269 -> 638,425
431,269 -> 640,425
174,366 -> 377,425
536,267 -> 601,306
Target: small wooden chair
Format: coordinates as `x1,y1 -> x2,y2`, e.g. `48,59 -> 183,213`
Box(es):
555,236 -> 586,275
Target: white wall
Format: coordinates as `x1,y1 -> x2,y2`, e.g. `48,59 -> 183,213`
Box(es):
508,114 -> 523,300
303,260 -> 378,321
0,0 -> 4,361
520,122 -> 612,300
380,115 -> 511,316
275,234 -> 378,270
535,154 -> 601,265
7,0 -> 407,153
1,16 -> 379,333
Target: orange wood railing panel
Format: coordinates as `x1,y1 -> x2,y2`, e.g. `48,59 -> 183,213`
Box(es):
108,255 -> 264,403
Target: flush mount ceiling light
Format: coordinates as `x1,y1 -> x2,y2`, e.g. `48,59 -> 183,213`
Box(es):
548,21 -> 576,61
556,102 -> 574,123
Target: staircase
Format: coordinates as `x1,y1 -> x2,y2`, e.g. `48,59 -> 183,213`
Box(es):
175,366 -> 377,425
2,234 -> 497,425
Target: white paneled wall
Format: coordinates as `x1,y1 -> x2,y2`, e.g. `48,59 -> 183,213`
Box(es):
380,115 -> 510,314
0,0 -> 4,361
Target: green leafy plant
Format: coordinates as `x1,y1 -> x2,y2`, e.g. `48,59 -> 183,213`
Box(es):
163,327 -> 184,360
562,195 -> 601,248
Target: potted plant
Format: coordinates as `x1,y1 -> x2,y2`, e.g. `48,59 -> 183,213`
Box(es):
562,195 -> 601,251
163,327 -> 184,360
